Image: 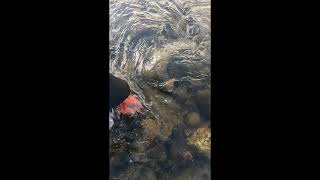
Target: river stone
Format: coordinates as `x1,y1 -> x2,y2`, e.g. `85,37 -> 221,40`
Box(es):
138,167 -> 157,180
184,112 -> 201,127
159,78 -> 177,93
147,143 -> 167,161
173,166 -> 211,180
141,118 -> 161,141
131,152 -> 148,163
187,127 -> 211,158
119,166 -> 156,180
193,88 -> 210,120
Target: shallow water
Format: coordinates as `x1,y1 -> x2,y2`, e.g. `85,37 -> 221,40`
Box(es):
108,0 -> 211,179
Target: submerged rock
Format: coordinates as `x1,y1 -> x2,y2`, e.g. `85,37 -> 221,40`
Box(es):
139,168 -> 157,180
141,118 -> 161,142
173,166 -> 211,180
187,127 -> 211,158
119,166 -> 157,180
162,23 -> 178,39
184,112 -> 201,127
193,88 -> 211,120
172,86 -> 190,101
141,84 -> 183,141
131,152 -> 148,163
159,78 -> 177,93
167,123 -> 195,164
184,128 -> 195,137
146,143 -> 167,161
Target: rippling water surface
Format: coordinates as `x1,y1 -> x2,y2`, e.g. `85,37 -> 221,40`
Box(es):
108,0 -> 212,179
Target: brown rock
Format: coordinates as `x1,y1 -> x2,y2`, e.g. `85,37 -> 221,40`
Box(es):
184,112 -> 201,127
141,118 -> 161,141
187,127 -> 211,158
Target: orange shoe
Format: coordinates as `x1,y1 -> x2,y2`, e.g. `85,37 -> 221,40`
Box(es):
118,95 -> 143,116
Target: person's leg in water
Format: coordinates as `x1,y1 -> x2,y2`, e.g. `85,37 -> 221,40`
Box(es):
109,74 -> 131,129
109,74 -> 144,129
109,73 -> 131,109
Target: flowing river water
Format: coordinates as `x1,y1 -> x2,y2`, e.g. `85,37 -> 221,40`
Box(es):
108,0 -> 212,179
